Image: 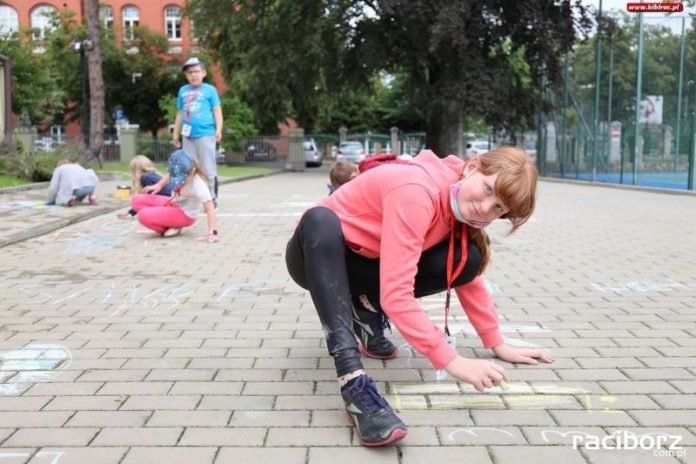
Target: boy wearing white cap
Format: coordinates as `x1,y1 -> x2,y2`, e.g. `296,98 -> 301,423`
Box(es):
172,57 -> 223,207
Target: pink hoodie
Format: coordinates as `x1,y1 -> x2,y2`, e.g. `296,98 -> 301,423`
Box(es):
315,150 -> 503,369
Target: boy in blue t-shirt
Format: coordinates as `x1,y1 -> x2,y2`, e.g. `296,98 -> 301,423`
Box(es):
172,57 -> 223,206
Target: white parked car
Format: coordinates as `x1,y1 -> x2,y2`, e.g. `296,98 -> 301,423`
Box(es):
465,140 -> 494,157
336,141 -> 366,163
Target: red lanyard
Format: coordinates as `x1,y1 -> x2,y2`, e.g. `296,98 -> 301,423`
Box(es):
444,222 -> 468,336
184,85 -> 201,120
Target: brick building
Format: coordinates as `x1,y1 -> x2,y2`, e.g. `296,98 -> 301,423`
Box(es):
0,0 -> 228,136
0,0 -> 194,52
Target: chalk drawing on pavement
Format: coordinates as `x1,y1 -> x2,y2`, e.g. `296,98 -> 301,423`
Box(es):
0,343 -> 72,396
0,201 -> 58,210
390,382 -> 617,412
591,279 -> 688,294
446,428 -> 515,442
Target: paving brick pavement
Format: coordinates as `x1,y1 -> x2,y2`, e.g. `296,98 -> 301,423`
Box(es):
0,167 -> 695,463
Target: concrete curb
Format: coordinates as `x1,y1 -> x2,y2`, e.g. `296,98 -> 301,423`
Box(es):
0,169 -> 284,249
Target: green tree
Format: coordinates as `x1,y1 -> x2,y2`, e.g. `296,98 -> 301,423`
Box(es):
108,27 -> 181,137
188,0 -> 588,155
0,35 -> 60,125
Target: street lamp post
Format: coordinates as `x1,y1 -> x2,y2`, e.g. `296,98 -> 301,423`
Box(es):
71,37 -> 93,148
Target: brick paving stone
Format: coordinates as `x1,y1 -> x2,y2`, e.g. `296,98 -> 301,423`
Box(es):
0,449 -> 35,464
266,426 -> 351,446
147,410 -> 231,427
97,381 -> 172,395
439,426 -> 527,445
119,394 -> 200,410
0,397 -> 51,411
600,381 -> 679,394
91,427 -> 182,446
66,410 -> 151,427
179,426 -> 267,446
198,394 -> 275,411
550,410 -> 638,426
43,395 -> 125,411
122,447 -> 217,464
0,412 -> 72,428
630,410 -> 696,427
4,428 -> 99,447
27,448 -> 128,464
582,448 -> 682,463
400,446 -> 492,464
308,447 -> 398,464
651,394 -> 696,409
168,381 -> 243,395
215,447 -> 307,464
491,445 -> 587,464
522,426 -> 608,445
472,409 -> 555,426
229,410 -> 310,427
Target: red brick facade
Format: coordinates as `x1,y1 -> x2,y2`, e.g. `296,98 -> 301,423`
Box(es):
1,1 -> 229,135
1,1 -> 193,51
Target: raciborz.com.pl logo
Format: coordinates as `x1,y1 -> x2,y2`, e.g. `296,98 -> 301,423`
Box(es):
571,430 -> 685,458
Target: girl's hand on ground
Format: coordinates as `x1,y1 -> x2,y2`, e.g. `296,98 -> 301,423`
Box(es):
116,211 -> 130,219
443,356 -> 507,392
492,343 -> 554,365
196,232 -> 219,243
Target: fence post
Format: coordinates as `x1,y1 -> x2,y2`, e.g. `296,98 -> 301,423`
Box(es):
390,127 -> 399,155
287,127 -> 305,172
688,113 -> 696,190
13,127 -> 36,155
119,125 -> 139,164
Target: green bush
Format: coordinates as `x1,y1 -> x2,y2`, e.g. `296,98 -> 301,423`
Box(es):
0,141 -> 31,179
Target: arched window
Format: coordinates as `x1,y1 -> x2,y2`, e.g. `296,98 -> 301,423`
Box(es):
165,6 -> 181,40
31,4 -> 57,40
122,5 -> 140,40
0,5 -> 18,37
100,5 -> 113,31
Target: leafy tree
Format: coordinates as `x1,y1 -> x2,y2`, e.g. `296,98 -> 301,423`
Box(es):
107,27 -> 181,137
187,0 -> 589,155
0,35 -> 60,125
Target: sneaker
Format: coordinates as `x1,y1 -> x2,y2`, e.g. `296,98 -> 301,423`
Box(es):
163,228 -> 182,237
342,374 -> 407,446
66,197 -> 76,207
352,295 -> 398,360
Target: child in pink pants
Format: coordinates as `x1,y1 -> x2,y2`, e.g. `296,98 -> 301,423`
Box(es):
132,149 -> 219,241
130,194 -> 195,235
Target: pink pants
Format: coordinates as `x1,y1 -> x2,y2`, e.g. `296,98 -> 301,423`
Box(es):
131,194 -> 195,235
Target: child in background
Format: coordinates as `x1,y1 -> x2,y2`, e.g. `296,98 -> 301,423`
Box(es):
46,159 -> 99,206
130,149 -> 219,241
328,161 -> 359,194
117,155 -> 173,219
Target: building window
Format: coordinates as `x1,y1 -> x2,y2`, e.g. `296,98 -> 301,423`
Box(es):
31,5 -> 57,40
0,5 -> 18,37
165,6 -> 181,41
100,5 -> 113,31
122,5 -> 140,40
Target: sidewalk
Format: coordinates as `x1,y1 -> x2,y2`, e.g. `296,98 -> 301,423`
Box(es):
0,168 -> 694,463
0,171 -> 280,248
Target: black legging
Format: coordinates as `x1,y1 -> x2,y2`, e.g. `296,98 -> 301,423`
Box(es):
285,206 -> 482,377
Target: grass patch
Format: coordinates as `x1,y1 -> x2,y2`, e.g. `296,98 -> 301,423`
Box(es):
0,175 -> 32,188
100,162 -> 274,178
